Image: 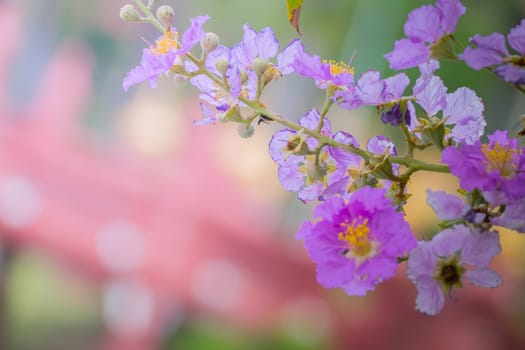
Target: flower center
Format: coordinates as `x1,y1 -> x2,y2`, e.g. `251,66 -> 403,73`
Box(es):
338,217 -> 377,263
433,253 -> 466,291
150,31 -> 179,55
298,152 -> 335,186
481,142 -> 517,177
323,59 -> 354,77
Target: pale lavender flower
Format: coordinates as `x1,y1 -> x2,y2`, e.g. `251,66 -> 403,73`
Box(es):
408,225 -> 501,315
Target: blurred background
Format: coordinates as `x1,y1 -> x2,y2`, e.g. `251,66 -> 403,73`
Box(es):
0,0 -> 525,349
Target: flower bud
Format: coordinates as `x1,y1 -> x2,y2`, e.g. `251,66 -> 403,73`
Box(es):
200,32 -> 219,54
120,4 -> 141,22
237,123 -> 255,138
215,58 -> 229,76
252,57 -> 269,79
156,5 -> 174,28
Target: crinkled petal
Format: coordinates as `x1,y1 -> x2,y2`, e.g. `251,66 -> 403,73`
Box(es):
404,5 -> 443,42
367,135 -> 397,156
241,23 -> 258,62
414,276 -> 445,316
460,33 -> 507,70
312,195 -> 345,219
385,39 -> 430,70
426,189 -> 469,220
255,27 -> 279,59
342,276 -> 376,296
444,87 -> 485,144
432,226 -> 469,257
461,230 -> 501,267
494,64 -> 525,84
329,131 -> 361,166
436,0 -> 466,34
277,39 -> 303,74
355,70 -> 384,105
508,19 -> 525,55
493,198 -> 525,233
384,73 -> 410,100
407,241 -> 437,280
464,268 -> 502,288
181,15 -> 210,52
278,161 -> 304,192
415,75 -> 447,116
413,59 -> 440,95
298,183 -> 323,202
269,129 -> 297,163
316,262 -> 355,289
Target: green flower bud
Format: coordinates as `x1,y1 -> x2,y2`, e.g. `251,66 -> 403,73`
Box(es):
156,5 -> 174,28
200,32 -> 219,55
120,4 -> 141,22
215,58 -> 229,76
237,123 -> 255,138
252,57 -> 269,79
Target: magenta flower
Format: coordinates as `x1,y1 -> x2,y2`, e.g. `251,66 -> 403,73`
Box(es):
460,20 -> 525,84
408,225 -> 501,315
442,130 -> 525,205
385,0 -> 466,70
123,15 -> 209,91
296,187 -> 416,296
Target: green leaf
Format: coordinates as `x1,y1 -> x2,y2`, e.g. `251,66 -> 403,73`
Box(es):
286,0 -> 304,35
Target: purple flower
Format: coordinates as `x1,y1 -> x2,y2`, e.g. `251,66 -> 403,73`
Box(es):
408,225 -> 501,315
460,20 -> 525,84
123,15 -> 209,91
268,110 -> 352,202
297,187 -> 417,296
385,0 -> 466,70
442,130 -> 525,205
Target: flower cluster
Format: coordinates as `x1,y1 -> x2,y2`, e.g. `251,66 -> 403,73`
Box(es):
121,0 -> 524,316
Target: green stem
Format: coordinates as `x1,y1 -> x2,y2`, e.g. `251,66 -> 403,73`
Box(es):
184,52 -> 450,176
316,86 -> 336,133
133,0 -> 165,32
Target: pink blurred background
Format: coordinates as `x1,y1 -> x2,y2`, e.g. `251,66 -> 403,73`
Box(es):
1,1 -> 525,349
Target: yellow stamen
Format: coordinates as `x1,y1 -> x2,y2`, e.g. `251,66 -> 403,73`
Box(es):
150,31 -> 179,55
481,142 -> 517,177
338,217 -> 377,263
322,59 -> 354,77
